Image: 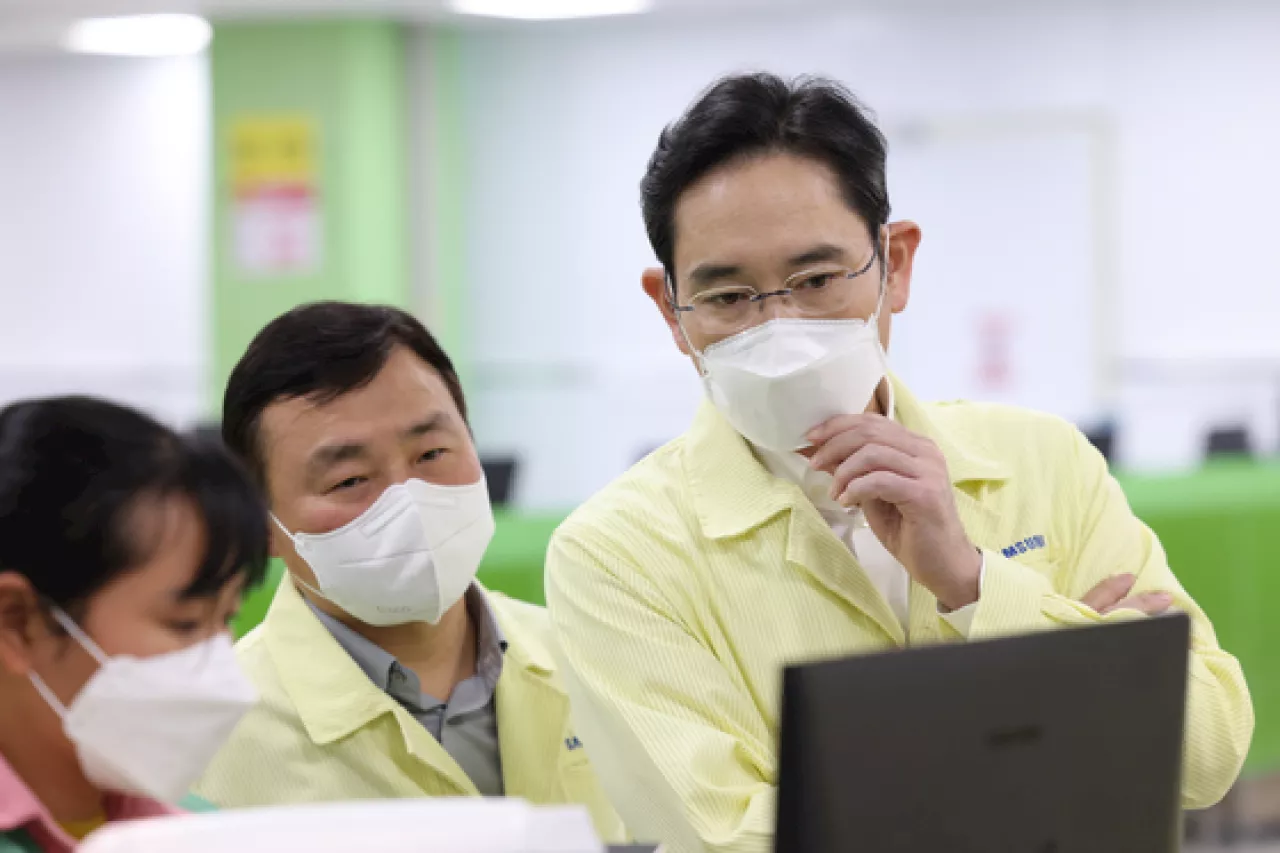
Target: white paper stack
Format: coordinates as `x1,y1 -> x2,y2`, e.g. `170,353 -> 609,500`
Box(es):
80,798 -> 604,853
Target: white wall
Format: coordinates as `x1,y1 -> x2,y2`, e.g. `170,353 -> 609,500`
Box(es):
0,54 -> 209,427
437,1 -> 1280,508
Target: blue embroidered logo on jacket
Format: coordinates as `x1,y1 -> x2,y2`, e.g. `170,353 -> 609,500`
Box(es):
565,736 -> 584,751
1002,535 -> 1046,559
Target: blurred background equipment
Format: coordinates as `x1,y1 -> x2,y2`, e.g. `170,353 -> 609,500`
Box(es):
1206,425 -> 1256,460
1,0 -> 1278,844
1084,421 -> 1116,465
481,455 -> 520,506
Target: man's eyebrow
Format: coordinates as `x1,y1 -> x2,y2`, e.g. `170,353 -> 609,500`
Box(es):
686,262 -> 745,291
306,442 -> 367,478
786,244 -> 849,268
402,412 -> 448,439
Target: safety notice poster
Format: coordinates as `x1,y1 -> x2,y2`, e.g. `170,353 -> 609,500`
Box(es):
229,116 -> 322,277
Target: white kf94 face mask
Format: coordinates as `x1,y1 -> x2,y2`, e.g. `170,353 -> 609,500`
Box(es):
698,313 -> 889,453
274,477 -> 496,627
28,609 -> 257,803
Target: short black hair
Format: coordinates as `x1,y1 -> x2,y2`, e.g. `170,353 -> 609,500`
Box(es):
0,396 -> 269,612
222,301 -> 467,489
641,72 -> 891,287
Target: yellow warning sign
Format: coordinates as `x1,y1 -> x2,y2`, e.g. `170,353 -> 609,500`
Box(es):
229,116 -> 316,192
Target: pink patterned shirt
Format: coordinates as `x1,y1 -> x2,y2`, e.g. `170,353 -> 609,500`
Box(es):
0,752 -> 174,852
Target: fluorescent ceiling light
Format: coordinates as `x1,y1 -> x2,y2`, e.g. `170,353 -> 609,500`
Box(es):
64,14 -> 212,57
450,0 -> 651,20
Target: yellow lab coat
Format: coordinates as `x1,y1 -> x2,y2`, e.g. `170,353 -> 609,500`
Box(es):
546,378 -> 1253,853
194,577 -> 625,843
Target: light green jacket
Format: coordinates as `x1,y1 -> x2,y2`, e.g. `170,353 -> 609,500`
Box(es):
546,377 -> 1253,853
195,577 -> 625,843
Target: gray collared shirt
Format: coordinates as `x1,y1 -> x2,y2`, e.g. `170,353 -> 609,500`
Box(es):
307,586 -> 508,796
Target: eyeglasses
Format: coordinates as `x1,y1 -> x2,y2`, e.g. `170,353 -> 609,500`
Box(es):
672,247 -> 881,338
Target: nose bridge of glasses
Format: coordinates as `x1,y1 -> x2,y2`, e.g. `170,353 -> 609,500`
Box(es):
750,286 -> 804,322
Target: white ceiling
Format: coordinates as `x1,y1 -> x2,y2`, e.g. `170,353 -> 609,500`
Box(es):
5,0 -> 800,18
0,0 -> 1220,54
0,0 -> 780,52
0,0 -> 803,25
0,0 -> 916,54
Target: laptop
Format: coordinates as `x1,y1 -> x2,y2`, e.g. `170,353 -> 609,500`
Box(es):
776,614 -> 1190,853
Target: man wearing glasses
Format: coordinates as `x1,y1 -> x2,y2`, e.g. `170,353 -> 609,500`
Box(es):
544,73 -> 1252,853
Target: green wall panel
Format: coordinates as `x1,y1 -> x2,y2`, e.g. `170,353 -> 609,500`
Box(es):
210,20 -> 409,412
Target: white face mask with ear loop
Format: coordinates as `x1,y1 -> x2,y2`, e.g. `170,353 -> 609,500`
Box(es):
273,476 -> 496,627
681,233 -> 892,453
27,608 -> 257,803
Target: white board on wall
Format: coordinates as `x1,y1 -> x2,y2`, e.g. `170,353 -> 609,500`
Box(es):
0,55 -> 209,426
886,119 -> 1108,427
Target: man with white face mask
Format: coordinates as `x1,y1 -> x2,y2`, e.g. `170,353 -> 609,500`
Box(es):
545,73 -> 1252,853
193,303 -> 624,842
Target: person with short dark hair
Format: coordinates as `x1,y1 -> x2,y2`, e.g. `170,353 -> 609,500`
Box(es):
193,302 -> 625,842
544,73 -> 1252,852
0,397 -> 269,853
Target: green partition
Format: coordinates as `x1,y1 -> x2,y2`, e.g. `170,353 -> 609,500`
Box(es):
1117,461 -> 1280,774
233,560 -> 284,638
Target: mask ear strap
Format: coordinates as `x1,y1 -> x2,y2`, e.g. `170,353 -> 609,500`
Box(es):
872,227 -> 892,323
669,271 -> 711,373
271,514 -> 336,604
270,513 -> 294,539
289,572 -> 330,603
48,608 -> 109,667
28,670 -> 69,717
28,607 -> 109,719
679,320 -> 710,375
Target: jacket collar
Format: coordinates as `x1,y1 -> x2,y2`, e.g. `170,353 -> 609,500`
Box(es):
685,374 -> 1011,541
264,576 -> 404,747
262,577 -> 569,799
301,588 -> 508,703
